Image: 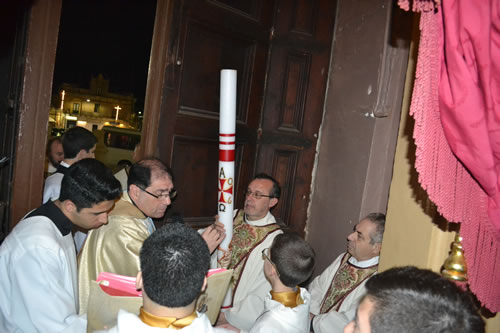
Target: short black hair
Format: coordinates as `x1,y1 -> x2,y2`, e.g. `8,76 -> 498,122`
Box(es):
140,223 -> 210,307
363,212 -> 386,244
59,158 -> 122,211
127,158 -> 173,191
253,173 -> 281,199
364,266 -> 485,333
61,126 -> 97,159
270,232 -> 315,287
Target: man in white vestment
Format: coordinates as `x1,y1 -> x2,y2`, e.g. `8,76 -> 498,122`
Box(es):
309,213 -> 386,333
78,158 -> 225,314
43,126 -> 98,253
98,222 -> 232,333
0,159 -> 121,332
344,266 -> 485,333
217,173 -> 283,331
43,126 -> 97,203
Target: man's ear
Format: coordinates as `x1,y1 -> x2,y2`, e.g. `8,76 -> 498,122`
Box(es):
62,200 -> 77,214
372,242 -> 382,256
265,262 -> 281,286
269,197 -> 278,209
75,149 -> 87,161
201,276 -> 208,292
136,271 -> 143,290
129,184 -> 140,201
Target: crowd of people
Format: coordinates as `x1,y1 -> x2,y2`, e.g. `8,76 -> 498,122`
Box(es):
0,127 -> 486,332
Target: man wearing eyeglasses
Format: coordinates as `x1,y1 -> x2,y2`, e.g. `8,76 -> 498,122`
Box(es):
217,173 -> 283,332
77,158 -> 225,314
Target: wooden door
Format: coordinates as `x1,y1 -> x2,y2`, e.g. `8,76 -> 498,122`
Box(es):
154,0 -> 335,233
156,0 -> 275,226
256,0 -> 336,235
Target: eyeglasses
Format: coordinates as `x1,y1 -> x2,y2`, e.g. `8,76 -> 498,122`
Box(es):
261,248 -> 280,277
245,190 -> 274,200
138,186 -> 177,200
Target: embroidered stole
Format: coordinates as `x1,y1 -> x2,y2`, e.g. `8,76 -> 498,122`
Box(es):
139,307 -> 197,329
228,210 -> 280,304
319,253 -> 377,314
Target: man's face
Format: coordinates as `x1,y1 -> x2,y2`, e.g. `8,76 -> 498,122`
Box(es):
70,200 -> 115,230
49,140 -> 64,166
346,218 -> 379,261
344,297 -> 374,333
133,175 -> 174,218
244,179 -> 278,221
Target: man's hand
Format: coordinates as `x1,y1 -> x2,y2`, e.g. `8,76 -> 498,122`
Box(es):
201,221 -> 226,254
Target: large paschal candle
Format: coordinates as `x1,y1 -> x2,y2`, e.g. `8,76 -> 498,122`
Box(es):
218,69 -> 236,268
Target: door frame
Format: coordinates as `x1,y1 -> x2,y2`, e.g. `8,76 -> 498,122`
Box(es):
9,0 -> 62,228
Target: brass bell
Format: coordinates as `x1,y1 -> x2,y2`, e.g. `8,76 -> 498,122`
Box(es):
441,233 -> 467,282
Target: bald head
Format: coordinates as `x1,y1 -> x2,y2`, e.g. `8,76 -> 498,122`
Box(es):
127,158 -> 173,191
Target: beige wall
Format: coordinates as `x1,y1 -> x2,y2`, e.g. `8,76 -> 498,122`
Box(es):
379,24 -> 500,332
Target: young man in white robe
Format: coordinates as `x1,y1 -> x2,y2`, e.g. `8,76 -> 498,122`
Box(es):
220,233 -> 315,333
98,222 -> 232,333
0,159 -> 122,332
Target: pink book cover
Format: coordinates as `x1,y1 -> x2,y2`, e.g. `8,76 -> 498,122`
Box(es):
96,268 -> 227,297
96,272 -> 142,297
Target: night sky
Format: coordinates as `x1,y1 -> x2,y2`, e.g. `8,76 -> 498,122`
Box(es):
52,0 -> 157,110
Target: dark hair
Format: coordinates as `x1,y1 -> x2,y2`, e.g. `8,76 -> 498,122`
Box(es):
117,159 -> 132,168
47,137 -> 62,155
270,233 -> 315,287
140,223 -> 210,307
61,126 -> 97,159
363,212 -> 385,244
364,266 -> 485,333
127,158 -> 173,191
59,158 -> 121,211
47,137 -> 63,166
253,173 -> 281,199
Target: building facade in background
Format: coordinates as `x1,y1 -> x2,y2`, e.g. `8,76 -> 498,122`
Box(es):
50,74 -> 136,132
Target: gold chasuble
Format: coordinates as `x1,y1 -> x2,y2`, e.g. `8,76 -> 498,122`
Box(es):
78,192 -> 152,314
319,253 -> 377,314
271,289 -> 304,308
228,210 -> 281,305
139,308 -> 197,329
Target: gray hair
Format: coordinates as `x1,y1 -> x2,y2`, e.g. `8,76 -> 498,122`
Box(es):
364,212 -> 386,244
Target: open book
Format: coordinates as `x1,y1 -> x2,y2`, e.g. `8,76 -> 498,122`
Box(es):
86,269 -> 233,332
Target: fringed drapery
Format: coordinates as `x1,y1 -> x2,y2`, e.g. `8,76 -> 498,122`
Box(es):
399,0 -> 500,312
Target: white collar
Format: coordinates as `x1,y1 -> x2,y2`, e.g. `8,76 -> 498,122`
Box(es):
348,255 -> 379,268
245,211 -> 273,226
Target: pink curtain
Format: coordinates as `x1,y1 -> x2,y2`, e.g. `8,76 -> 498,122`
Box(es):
399,0 -> 500,312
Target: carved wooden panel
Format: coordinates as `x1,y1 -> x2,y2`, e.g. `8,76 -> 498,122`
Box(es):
207,0 -> 262,20
290,0 -> 316,35
269,149 -> 298,226
179,20 -> 255,122
278,52 -> 311,132
167,135 -> 244,226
